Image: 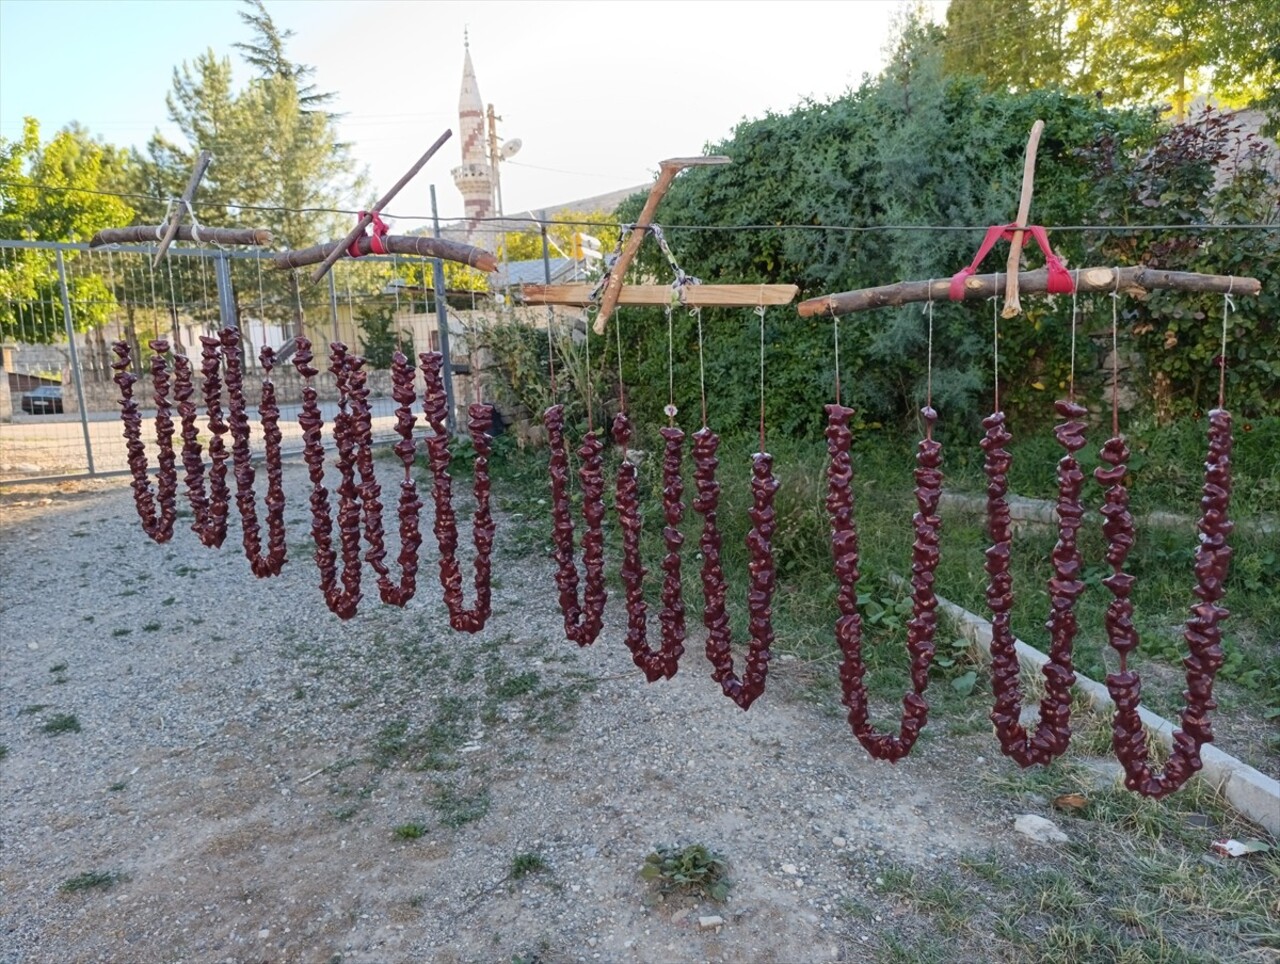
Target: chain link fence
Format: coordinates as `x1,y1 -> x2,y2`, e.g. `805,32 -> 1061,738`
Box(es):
1,239 -> 491,484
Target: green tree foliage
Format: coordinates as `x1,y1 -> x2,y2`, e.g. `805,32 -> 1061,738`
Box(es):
352,299 -> 409,369
0,118 -> 133,340
600,22 -> 1276,441
942,0 -> 1280,128
126,0 -> 361,334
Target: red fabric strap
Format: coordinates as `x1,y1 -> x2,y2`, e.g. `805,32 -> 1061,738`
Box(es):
347,211 -> 390,258
949,223 -> 1074,300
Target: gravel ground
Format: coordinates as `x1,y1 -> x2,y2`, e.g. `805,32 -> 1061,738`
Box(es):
0,461 -> 1133,963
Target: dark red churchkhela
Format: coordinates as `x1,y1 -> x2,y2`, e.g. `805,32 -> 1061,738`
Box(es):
221,328 -> 287,577
544,403 -> 607,645
361,350 -> 424,607
183,334 -> 232,548
831,404 -> 943,760
1095,410 -> 1233,798
293,338 -> 362,620
983,400 -> 1086,766
112,339 -> 179,543
421,351 -> 495,632
614,413 -> 687,681
692,427 -> 778,710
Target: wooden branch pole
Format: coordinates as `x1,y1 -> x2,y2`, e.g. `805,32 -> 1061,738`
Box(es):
153,150 -> 213,267
797,266 -> 1262,319
90,226 -> 272,248
274,234 -> 497,272
309,129 -> 453,284
1003,120 -> 1044,319
592,155 -> 731,332
519,283 -> 797,308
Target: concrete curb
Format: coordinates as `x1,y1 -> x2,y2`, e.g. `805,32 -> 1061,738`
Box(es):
939,491 -> 1278,535
934,592 -> 1280,836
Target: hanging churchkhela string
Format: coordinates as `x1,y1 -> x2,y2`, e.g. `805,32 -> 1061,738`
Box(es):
357,350 -> 424,607
543,245 -> 612,646
220,327 -> 288,577
1095,287 -> 1234,798
692,301 -> 779,710
420,350 -> 496,632
181,333 -> 233,548
828,298 -> 944,760
113,339 -> 180,543
983,285 -> 1086,766
292,336 -> 364,619
611,287 -> 689,681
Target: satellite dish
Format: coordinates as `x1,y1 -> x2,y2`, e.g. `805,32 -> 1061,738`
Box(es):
500,138 -> 523,160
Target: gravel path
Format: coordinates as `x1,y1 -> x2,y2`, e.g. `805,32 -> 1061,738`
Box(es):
2,462 -> 1077,963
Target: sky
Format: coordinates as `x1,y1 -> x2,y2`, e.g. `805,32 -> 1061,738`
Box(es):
0,0 -> 947,222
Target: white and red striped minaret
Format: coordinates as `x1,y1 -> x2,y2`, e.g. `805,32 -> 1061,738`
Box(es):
451,31 -> 494,244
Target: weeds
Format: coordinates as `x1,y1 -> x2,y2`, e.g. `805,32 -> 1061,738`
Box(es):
393,822 -> 428,840
641,844 -> 731,903
432,786 -> 490,828
59,870 -> 122,893
510,852 -> 549,879
41,713 -> 81,735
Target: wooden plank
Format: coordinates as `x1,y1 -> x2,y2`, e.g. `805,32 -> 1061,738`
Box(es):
518,283 -> 798,307
797,266 -> 1262,318
593,155 -> 732,330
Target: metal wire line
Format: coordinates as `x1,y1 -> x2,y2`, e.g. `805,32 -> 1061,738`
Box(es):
4,179 -> 1279,236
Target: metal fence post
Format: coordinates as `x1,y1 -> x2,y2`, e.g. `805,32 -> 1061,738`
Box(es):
328,268 -> 341,345
430,184 -> 457,435
56,250 -> 96,475
214,251 -> 238,330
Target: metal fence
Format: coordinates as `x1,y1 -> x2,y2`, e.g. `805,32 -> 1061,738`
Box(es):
0,239 -> 489,485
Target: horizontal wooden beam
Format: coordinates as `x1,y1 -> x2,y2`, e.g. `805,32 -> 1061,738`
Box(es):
798,266 -> 1262,318
518,283 -> 798,308
90,226 -> 272,248
272,234 -> 497,272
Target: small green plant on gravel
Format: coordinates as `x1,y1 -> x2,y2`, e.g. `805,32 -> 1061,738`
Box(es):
18,704 -> 48,716
433,786 -> 490,828
111,628 -> 131,638
49,662 -> 68,674
142,621 -> 161,632
107,781 -> 127,792
393,822 -> 428,840
41,713 -> 81,735
510,852 -> 549,879
59,870 -> 122,893
641,844 -> 731,903
0,745 -> 8,762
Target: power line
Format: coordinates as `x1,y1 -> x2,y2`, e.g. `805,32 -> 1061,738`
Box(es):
2,178 -> 1277,236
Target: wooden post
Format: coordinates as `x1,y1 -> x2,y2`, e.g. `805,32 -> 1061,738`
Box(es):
153,150 -> 213,267
91,225 -> 271,248
593,155 -> 731,332
308,129 -> 453,284
273,234 -> 497,272
797,266 -> 1262,318
1003,121 -> 1044,319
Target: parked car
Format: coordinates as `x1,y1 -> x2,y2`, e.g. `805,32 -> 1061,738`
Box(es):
20,385 -> 64,414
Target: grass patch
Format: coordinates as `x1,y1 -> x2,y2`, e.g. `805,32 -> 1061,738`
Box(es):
393,822 -> 428,840
18,703 -> 48,716
41,713 -> 81,735
142,621 -> 162,632
49,662 -> 68,674
107,781 -> 128,792
510,852 -> 549,879
432,786 -> 490,828
111,628 -> 131,638
59,870 -> 122,893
